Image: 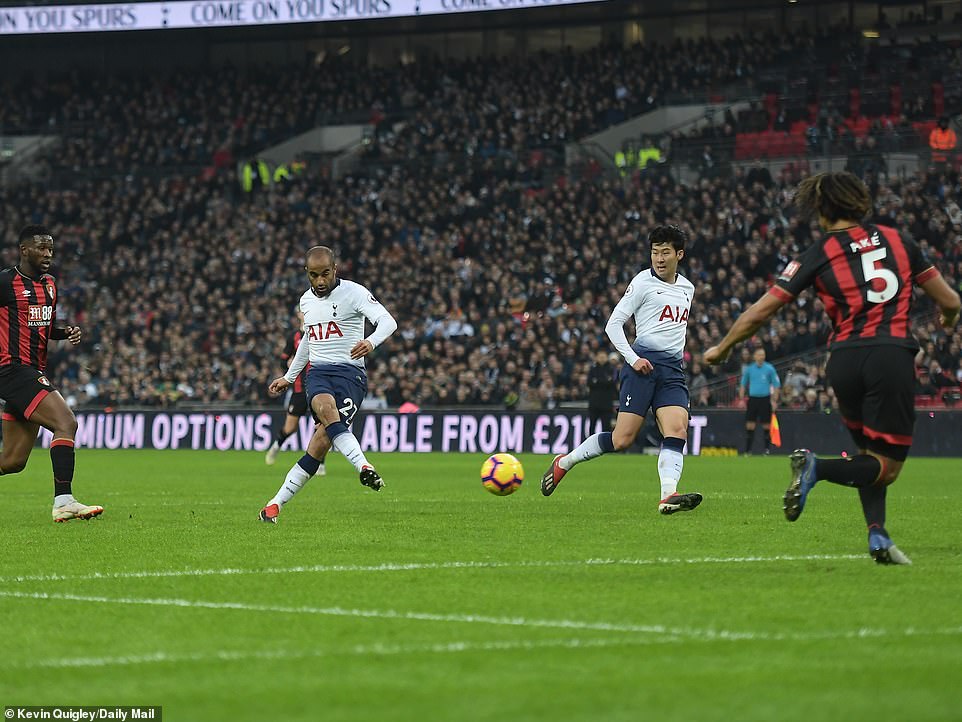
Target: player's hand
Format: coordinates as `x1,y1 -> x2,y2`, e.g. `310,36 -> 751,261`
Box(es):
940,309 -> 960,330
268,377 -> 291,396
703,345 -> 730,365
632,358 -> 654,375
350,340 -> 374,360
65,325 -> 83,345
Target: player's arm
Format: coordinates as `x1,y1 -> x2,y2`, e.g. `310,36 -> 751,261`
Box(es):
269,332 -> 310,395
704,292 -> 787,365
353,310 -> 397,359
283,333 -> 310,382
919,272 -> 961,329
48,307 -> 83,345
352,291 -> 398,360
50,326 -> 82,344
605,286 -> 652,374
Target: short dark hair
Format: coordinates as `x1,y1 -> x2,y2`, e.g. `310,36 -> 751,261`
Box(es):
19,224 -> 52,246
794,172 -> 872,224
305,245 -> 335,265
648,224 -> 687,252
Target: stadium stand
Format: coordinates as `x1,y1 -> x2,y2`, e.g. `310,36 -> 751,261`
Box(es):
1,29 -> 959,412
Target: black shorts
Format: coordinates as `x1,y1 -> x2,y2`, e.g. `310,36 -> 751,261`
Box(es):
745,396 -> 772,424
0,363 -> 54,422
826,346 -> 915,461
287,390 -> 308,417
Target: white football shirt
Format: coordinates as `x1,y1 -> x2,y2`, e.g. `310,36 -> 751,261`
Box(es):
606,268 -> 694,366
284,279 -> 397,381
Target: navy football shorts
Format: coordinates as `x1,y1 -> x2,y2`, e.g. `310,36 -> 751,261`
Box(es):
618,361 -> 690,417
305,364 -> 367,426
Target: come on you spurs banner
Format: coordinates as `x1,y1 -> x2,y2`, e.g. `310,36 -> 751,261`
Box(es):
0,0 -> 606,34
33,410 -> 711,455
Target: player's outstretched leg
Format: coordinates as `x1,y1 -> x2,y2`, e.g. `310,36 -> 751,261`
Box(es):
326,421 -> 383,491
784,449 -> 818,521
259,452 -> 322,524
541,432 -> 615,496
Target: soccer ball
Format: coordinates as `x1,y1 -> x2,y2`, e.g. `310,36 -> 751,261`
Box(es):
480,453 -> 524,496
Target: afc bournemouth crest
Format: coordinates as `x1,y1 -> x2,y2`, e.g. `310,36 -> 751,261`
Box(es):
45,282 -> 55,298
38,375 -> 51,386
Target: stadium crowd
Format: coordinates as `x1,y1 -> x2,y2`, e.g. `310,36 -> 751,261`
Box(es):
1,159 -> 958,412
3,27 -> 934,177
0,29 -> 959,412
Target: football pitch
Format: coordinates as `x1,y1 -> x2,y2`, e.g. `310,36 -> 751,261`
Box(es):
1,450 -> 960,722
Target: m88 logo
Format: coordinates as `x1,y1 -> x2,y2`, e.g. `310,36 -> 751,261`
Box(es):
28,305 -> 53,327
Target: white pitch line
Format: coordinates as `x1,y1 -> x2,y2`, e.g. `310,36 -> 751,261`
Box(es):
1,589 -> 960,646
10,636 -> 676,670
0,554 -> 863,584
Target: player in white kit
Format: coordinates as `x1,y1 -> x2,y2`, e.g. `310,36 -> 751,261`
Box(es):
540,225 -> 703,515
259,246 -> 398,523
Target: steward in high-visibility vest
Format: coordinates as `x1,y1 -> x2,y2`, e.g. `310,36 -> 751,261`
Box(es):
614,151 -> 628,176
638,147 -> 662,169
930,117 -> 957,163
241,159 -> 271,192
273,164 -> 291,183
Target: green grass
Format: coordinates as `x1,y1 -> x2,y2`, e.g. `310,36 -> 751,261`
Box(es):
1,450 -> 960,721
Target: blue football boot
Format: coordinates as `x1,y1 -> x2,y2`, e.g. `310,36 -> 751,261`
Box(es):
869,528 -> 912,565
784,449 -> 818,522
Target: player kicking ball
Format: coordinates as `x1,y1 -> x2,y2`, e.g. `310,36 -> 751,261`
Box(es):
541,225 -> 703,515
259,245 -> 398,524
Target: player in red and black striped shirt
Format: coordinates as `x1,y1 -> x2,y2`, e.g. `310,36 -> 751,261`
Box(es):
0,225 -> 103,522
264,315 -> 327,474
705,172 -> 960,564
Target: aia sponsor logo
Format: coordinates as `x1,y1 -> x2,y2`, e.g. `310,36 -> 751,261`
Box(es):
658,305 -> 689,323
27,305 -> 53,327
306,321 -> 344,340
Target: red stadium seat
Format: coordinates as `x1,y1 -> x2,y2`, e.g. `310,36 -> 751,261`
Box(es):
849,88 -> 861,119
890,85 -> 902,116
933,82 -> 945,117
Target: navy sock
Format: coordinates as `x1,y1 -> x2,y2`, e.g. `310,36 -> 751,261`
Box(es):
296,453 -> 322,476
744,430 -> 754,453
326,420 -> 349,440
815,455 -> 881,488
599,432 -> 615,453
662,436 -> 686,452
